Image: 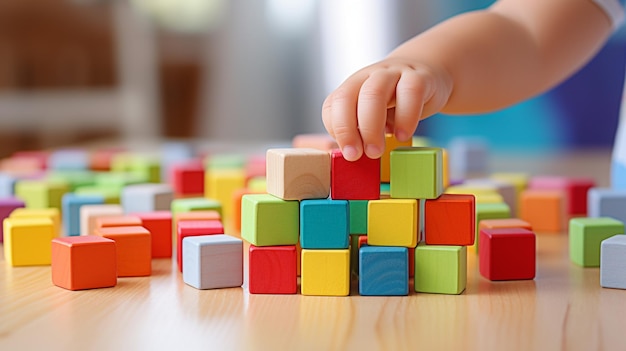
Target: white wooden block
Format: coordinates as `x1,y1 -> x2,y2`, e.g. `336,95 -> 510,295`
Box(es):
121,183 -> 174,214
601,234 -> 626,289
182,234 -> 243,290
80,204 -> 124,236
48,149 -> 90,171
448,137 -> 489,180
266,148 -> 330,200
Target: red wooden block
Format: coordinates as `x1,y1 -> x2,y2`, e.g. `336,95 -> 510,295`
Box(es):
425,194 -> 476,245
11,150 -> 49,170
479,228 -> 536,281
177,219 -> 224,272
52,236 -> 117,290
136,211 -> 173,258
248,245 -> 297,294
170,160 -> 205,196
330,149 -> 380,200
95,226 -> 152,277
529,175 -> 594,215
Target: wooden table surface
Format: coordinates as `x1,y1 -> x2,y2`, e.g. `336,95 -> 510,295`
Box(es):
1,148 -> 624,351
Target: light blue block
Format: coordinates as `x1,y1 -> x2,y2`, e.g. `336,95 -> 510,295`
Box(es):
448,137 -> 489,180
359,245 -> 409,296
611,159 -> 626,190
601,234 -> 626,289
182,234 -> 243,290
121,183 -> 174,214
588,188 -> 626,223
0,172 -> 16,197
62,193 -> 105,236
48,150 -> 90,171
300,199 -> 349,249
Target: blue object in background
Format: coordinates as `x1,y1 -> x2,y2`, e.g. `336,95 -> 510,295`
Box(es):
62,193 -> 105,236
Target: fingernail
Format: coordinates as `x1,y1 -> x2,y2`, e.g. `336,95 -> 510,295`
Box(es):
365,144 -> 382,158
342,145 -> 358,160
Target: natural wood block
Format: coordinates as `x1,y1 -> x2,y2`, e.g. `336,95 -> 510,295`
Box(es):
266,148 -> 330,201
0,197 -> 25,242
474,203 -> 511,251
528,175 -> 594,216
79,204 -> 123,236
601,234 -> 626,289
177,220 -> 224,272
95,226 -> 152,277
447,137 -> 489,180
479,228 -> 536,281
359,245 -> 409,296
170,160 -> 205,196
300,199 -> 349,249
390,147 -> 443,199
348,200 -> 368,235
240,194 -> 299,246
248,245 -> 297,294
4,217 -> 55,266
95,215 -> 143,230
182,234 -> 243,290
519,189 -> 565,233
368,199 -> 418,248
301,249 -> 350,296
588,188 -> 626,224
569,217 -> 624,267
15,179 -> 69,210
205,169 -> 246,222
479,218 -> 532,231
292,133 -> 338,152
51,236 -> 117,291
381,133 -> 412,183
136,211 -> 173,258
61,193 -> 105,236
424,194 -> 475,245
121,183 -> 174,214
414,243 -> 466,295
330,149 -> 380,200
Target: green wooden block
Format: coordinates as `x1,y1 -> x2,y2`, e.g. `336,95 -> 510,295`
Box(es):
349,200 -> 368,235
390,147 -> 443,199
171,197 -> 223,217
241,193 -> 299,246
414,243 -> 466,295
206,153 -> 246,171
130,157 -> 161,183
95,172 -> 148,192
47,170 -> 96,191
75,185 -> 121,204
474,202 -> 510,250
15,179 -> 69,210
569,217 -> 624,267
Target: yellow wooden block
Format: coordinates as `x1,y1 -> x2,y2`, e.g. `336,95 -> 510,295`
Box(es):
445,186 -> 503,204
301,249 -> 350,296
381,134 -> 412,183
442,148 -> 449,189
490,173 -> 528,198
9,208 -> 61,237
4,217 -> 55,266
247,176 -> 267,192
368,199 -> 418,247
205,169 -> 246,221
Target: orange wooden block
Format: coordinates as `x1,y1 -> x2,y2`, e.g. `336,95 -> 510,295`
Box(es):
51,236 -> 117,290
479,218 -> 532,231
381,133 -> 412,183
95,226 -> 152,277
136,211 -> 173,258
95,215 -> 143,230
519,189 -> 565,233
424,194 -> 476,246
231,188 -> 263,235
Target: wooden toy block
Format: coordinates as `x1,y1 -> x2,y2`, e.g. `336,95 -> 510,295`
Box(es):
62,193 -> 105,237
474,202 -> 511,251
445,185 -> 503,205
95,215 -> 143,230
177,220 -> 225,272
48,149 -> 90,171
414,243 -> 466,295
129,156 -> 161,183
0,197 -> 25,242
47,170 -> 97,192
10,207 -> 61,236
110,152 -> 136,173
136,211 -> 173,258
95,226 -> 152,277
248,245 -> 297,294
479,228 -> 536,281
441,148 -> 449,189
300,199 -> 349,249
587,188 -> 626,224
95,172 -> 147,192
171,197 -> 222,217
241,194 -> 299,246
490,172 -> 529,199
390,147 -> 443,199
463,178 -> 518,215
51,236 -> 117,291
170,160 -> 205,196
600,235 -> 626,289
206,153 -> 247,171
4,217 -> 55,266
350,234 -> 365,275
80,204 -> 124,236
381,133 -> 412,183
266,148 -> 330,200
182,234 -> 243,290
301,249 -> 350,296
359,246 -> 409,296
74,185 -> 120,204
349,200 -> 368,235
174,210 -> 222,237
612,158 -> 626,190
232,188 -> 260,234
569,217 -> 624,267
160,142 -> 195,182
330,149 -> 381,200
411,136 -> 431,147
205,169 -> 246,221
529,175 -> 595,216
447,137 -> 489,180
247,176 -> 267,192
292,133 -> 339,151
519,189 -> 565,233
424,194 -> 475,246
10,150 -> 49,170
15,179 -> 69,210
380,183 -> 390,196
0,172 -> 17,197
368,199 -> 418,248
121,183 -> 174,214
244,154 -> 266,181
89,148 -> 124,172
479,218 -> 532,231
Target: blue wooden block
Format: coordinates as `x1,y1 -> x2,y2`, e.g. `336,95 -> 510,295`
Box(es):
121,183 -> 174,214
601,234 -> 626,289
62,193 -> 105,236
359,245 -> 409,296
182,234 -> 243,290
588,188 -> 626,223
0,172 -> 16,197
300,199 -> 349,249
448,137 -> 489,180
48,149 -> 90,171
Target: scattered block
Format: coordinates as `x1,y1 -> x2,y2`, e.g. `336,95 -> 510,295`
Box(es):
160,142 -> 195,182
205,169 -> 246,221
80,204 -> 124,236
300,199 -> 349,249
10,207 -> 61,236
424,194 -> 475,245
48,149 -> 89,171
414,244 -> 466,295
458,178 -> 517,215
240,194 -> 299,246
231,188 -> 263,234
121,183 -> 174,214
95,215 -> 143,230
136,211 -> 173,258
359,246 -> 409,296
170,161 -> 205,196
447,137 -> 489,180
182,234 -> 243,290
51,236 -> 117,290
601,234 -> 626,289
519,189 -> 565,233
390,147 -> 443,199
0,197 -> 25,242
348,200 -> 368,235
206,153 -> 246,171
479,228 -> 536,281
479,218 -> 532,231
244,154 -> 266,181
15,179 -> 69,210
301,249 -> 350,296
94,172 -> 147,192
129,156 -> 161,183
177,220 -> 225,272
474,203 -> 511,251
0,172 -> 17,197
368,199 -> 418,247
74,185 -> 120,204
529,175 -> 594,216
62,193 -> 105,236
171,197 -> 222,217
3,217 -> 55,266
330,149 -> 380,200
587,188 -> 626,224
248,245 -> 297,294
569,217 -> 624,267
292,133 -> 338,151
381,133 -> 412,183
89,148 -> 124,172
47,170 -> 96,192
490,172 -> 529,200
95,226 -> 152,277
173,210 -> 222,237
266,148 -> 330,200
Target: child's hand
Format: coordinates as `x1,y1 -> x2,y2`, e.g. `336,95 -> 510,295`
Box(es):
322,57 -> 452,161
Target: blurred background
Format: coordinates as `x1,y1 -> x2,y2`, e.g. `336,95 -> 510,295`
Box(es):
0,0 -> 624,158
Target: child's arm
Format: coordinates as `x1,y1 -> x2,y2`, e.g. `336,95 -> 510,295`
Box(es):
322,0 -> 615,161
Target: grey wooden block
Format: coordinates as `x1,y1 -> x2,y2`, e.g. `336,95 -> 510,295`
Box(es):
182,234 -> 243,290
588,188 -> 626,223
121,183 -> 174,214
601,234 -> 626,289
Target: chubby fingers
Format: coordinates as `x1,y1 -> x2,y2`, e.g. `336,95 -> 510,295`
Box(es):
392,69 -> 433,142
